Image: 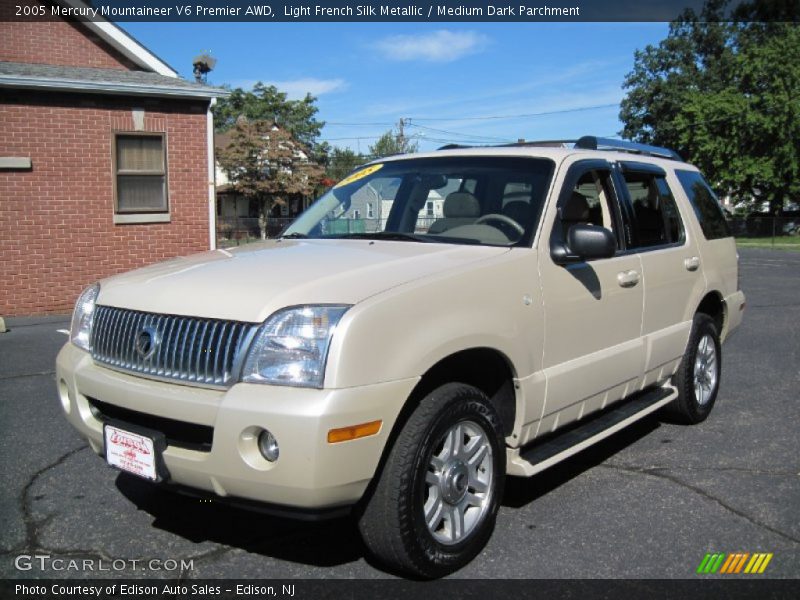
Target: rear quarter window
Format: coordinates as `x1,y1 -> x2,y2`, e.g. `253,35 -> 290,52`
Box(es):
675,170 -> 732,240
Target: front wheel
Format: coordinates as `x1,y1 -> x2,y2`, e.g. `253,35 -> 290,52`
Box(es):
357,383 -> 505,578
666,313 -> 722,424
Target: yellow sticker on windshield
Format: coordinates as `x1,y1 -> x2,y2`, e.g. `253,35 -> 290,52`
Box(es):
334,163 -> 383,188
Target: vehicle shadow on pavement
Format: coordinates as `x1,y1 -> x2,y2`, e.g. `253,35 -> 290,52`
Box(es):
111,415 -> 661,571
114,474 -> 365,568
502,416 -> 661,508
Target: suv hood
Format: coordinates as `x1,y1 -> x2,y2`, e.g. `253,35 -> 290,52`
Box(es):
98,239 -> 509,322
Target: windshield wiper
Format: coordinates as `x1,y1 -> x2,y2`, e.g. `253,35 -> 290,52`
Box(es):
331,232 -> 432,243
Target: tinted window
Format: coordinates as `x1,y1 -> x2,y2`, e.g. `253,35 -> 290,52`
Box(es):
675,170 -> 732,240
622,172 -> 685,248
656,178 -> 686,245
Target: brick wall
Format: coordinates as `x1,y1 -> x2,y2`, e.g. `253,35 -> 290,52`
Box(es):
0,91 -> 211,316
0,7 -> 138,70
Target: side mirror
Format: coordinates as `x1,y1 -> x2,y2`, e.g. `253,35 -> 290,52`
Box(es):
551,224 -> 616,265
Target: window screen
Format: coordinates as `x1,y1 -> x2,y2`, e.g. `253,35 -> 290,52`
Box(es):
115,134 -> 167,213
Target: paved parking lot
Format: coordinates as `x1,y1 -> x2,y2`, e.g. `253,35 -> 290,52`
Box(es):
1,247 -> 798,580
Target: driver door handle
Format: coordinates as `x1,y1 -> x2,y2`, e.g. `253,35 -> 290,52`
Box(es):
684,256 -> 700,271
617,269 -> 641,288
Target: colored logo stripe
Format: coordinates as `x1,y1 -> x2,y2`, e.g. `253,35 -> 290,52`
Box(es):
698,552 -> 773,574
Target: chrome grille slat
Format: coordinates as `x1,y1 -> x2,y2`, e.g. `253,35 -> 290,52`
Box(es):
195,320 -> 209,381
203,321 -> 218,384
91,306 -> 253,387
152,315 -> 165,371
169,317 -> 185,377
222,321 -> 237,378
108,307 -> 123,359
214,322 -> 228,384
116,309 -> 129,362
157,315 -> 173,376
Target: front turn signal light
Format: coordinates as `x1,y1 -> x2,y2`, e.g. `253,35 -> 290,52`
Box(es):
327,420 -> 382,444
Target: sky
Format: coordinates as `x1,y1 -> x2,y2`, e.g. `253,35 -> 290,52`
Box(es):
124,21 -> 669,153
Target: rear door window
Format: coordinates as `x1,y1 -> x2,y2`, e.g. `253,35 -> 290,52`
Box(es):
620,171 -> 685,248
675,170 -> 732,240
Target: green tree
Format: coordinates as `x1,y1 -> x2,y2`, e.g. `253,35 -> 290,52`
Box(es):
216,119 -> 324,238
369,127 -> 418,158
326,147 -> 366,182
619,0 -> 800,210
213,83 -> 324,147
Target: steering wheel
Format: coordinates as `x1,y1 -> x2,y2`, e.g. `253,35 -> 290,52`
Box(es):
474,213 -> 525,236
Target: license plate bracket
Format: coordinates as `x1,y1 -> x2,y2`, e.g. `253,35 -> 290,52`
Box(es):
103,420 -> 170,482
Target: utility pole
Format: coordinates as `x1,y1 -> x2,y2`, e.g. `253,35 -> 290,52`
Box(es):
397,117 -> 406,152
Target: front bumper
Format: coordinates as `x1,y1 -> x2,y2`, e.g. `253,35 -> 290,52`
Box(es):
56,343 -> 416,510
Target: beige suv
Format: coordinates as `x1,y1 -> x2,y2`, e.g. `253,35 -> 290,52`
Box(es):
57,136 -> 745,577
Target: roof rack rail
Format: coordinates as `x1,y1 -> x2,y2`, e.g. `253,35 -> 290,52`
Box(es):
501,140 -> 573,148
436,136 -> 683,161
575,136 -> 682,161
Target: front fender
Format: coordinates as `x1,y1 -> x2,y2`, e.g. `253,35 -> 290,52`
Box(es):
325,249 -> 543,389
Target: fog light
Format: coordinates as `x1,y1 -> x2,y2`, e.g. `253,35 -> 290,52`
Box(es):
257,430 -> 279,462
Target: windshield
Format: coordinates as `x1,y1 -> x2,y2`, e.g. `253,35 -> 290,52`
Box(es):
284,156 -> 555,247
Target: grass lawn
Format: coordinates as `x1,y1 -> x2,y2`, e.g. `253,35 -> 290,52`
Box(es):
736,236 -> 800,251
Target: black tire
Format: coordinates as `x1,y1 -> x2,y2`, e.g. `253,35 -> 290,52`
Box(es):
666,313 -> 722,424
357,383 -> 505,578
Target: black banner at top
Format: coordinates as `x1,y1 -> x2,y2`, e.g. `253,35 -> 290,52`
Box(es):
3,0 -> 799,22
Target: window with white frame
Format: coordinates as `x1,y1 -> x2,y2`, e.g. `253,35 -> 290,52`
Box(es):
114,133 -> 168,213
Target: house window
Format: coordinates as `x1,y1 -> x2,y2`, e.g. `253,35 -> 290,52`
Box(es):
114,133 -> 168,214
353,209 -> 361,219
426,201 -> 434,217
367,202 -> 374,218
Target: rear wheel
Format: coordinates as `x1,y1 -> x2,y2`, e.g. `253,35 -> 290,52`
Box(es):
666,313 -> 722,424
357,383 -> 505,578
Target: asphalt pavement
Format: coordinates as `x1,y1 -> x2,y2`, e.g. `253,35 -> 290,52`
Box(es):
0,247 -> 798,580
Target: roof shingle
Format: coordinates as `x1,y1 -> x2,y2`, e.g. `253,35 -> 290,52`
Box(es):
0,61 -> 227,99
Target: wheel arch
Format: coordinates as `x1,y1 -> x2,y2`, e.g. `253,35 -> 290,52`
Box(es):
405,347 -> 518,438
355,347 -> 518,513
696,291 -> 726,334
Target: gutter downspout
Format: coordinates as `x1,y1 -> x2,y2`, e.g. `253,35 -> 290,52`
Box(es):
207,98 -> 217,251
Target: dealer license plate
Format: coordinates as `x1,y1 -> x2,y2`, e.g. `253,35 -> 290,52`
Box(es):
104,424 -> 158,481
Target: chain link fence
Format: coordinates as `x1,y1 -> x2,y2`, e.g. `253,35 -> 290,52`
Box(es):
216,217 -> 294,247
728,215 -> 800,238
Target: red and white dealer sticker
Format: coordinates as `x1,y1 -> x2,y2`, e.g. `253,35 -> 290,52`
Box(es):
104,425 -> 157,481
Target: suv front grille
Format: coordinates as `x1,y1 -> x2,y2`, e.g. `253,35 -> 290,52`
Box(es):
90,306 -> 256,387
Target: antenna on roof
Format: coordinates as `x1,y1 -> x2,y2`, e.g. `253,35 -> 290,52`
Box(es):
192,51 -> 217,84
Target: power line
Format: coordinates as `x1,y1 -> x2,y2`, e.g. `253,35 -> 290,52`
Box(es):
318,103 -> 620,131
407,122 -> 511,142
325,121 -> 394,126
410,103 -> 620,122
319,135 -> 383,141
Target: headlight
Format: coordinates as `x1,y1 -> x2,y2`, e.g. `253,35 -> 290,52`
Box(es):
70,283 -> 100,352
241,305 -> 350,388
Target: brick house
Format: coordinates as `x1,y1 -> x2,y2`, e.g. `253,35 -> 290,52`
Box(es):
0,2 -> 225,316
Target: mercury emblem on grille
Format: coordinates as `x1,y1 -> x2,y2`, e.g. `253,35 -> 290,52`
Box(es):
134,326 -> 160,360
